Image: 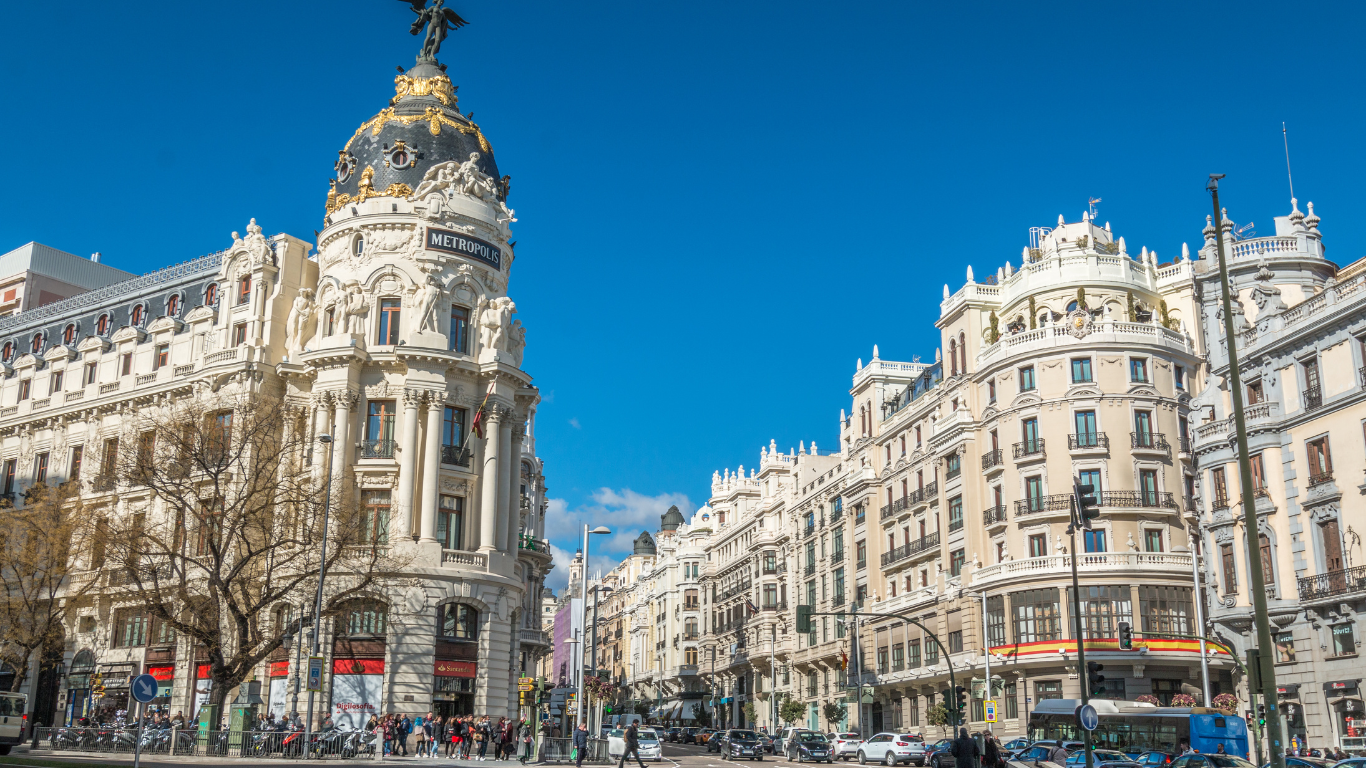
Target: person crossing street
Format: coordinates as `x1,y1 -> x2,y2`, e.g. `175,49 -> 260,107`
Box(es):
616,719 -> 648,768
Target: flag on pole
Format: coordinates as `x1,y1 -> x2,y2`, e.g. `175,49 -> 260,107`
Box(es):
471,383 -> 494,438
746,598 -> 759,616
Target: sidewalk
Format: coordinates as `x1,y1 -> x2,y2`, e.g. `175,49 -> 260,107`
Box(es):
4,748 -> 555,768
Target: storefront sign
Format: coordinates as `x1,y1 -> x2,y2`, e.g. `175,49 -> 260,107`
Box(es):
270,661 -> 290,677
193,666 -> 213,725
434,660 -> 477,678
331,659 -> 385,730
425,227 -> 502,270
147,666 -> 175,682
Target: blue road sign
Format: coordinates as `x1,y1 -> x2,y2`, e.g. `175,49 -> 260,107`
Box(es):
1076,703 -> 1099,732
131,673 -> 159,704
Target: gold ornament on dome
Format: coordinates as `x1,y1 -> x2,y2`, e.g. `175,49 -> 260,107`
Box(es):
344,107 -> 492,155
392,72 -> 458,107
325,167 -> 415,215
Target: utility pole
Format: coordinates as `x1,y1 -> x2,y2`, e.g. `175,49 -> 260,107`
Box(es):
1208,175 -> 1286,768
1184,533 -> 1213,705
1070,480 -> 1098,768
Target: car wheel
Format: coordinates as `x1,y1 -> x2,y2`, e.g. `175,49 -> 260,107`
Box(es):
886,753 -> 898,767
859,752 -> 868,765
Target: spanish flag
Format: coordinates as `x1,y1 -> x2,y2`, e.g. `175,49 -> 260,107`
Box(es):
471,383 -> 494,439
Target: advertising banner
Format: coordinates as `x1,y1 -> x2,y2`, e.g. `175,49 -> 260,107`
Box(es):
330,659 -> 384,730
193,665 -> 212,725
269,678 -> 289,720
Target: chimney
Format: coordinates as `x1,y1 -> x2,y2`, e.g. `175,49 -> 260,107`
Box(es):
90,252 -> 102,263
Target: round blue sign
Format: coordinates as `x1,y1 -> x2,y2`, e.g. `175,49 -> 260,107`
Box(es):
130,673 -> 159,704
1076,703 -> 1099,732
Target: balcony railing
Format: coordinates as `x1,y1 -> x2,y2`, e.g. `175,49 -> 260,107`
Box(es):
948,517 -> 963,532
1013,439 -> 1045,459
1211,496 -> 1230,511
1068,432 -> 1109,450
946,464 -> 961,481
441,444 -> 471,466
762,564 -> 777,575
518,536 -> 551,554
921,481 -> 938,500
804,563 -> 816,576
829,507 -> 843,525
1304,386 -> 1323,411
360,439 -> 396,459
1309,470 -> 1334,487
1102,490 -> 1177,509
804,525 -> 816,539
1297,564 -> 1366,602
880,504 -> 894,521
1131,432 -> 1170,451
981,449 -> 1003,470
983,505 -> 1007,526
1179,437 -> 1192,454
881,532 -> 940,567
1015,493 -> 1072,516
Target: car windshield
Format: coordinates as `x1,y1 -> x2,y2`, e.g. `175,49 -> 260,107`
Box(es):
798,733 -> 828,742
610,730 -> 624,737
1204,758 -> 1256,768
844,734 -> 865,740
729,731 -> 758,739
639,731 -> 659,741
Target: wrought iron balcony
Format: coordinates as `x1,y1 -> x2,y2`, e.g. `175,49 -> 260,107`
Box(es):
1101,490 -> 1177,509
946,464 -> 961,481
1304,385 -> 1323,411
948,517 -> 964,533
1068,432 -> 1108,450
981,449 -> 1003,470
1015,493 -> 1073,516
360,439 -> 396,459
1211,496 -> 1230,511
1179,437 -> 1192,454
441,444 -> 471,467
1131,432 -> 1170,451
1298,564 -> 1366,602
880,503 -> 894,521
1013,439 -> 1045,459
880,532 -> 940,566
804,563 -> 816,576
1309,470 -> 1334,487
983,505 -> 1007,526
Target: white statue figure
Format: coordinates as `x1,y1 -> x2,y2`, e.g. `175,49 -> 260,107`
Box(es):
284,289 -> 315,355
413,274 -> 441,333
345,283 -> 369,334
507,319 -> 526,366
411,161 -> 460,202
478,296 -> 516,352
242,218 -> 272,265
331,288 -> 349,338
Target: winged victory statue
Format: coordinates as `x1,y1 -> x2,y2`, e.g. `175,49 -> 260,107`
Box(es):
399,0 -> 468,61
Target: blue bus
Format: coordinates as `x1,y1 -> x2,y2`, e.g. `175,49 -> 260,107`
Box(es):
1028,700 -> 1251,759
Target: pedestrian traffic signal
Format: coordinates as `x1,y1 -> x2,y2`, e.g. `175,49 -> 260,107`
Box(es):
797,605 -> 814,633
1086,662 -> 1106,697
1117,621 -> 1133,650
1075,482 -> 1100,528
954,686 -> 967,713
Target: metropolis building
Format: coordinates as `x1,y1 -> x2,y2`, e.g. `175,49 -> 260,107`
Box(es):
3,22 -> 552,726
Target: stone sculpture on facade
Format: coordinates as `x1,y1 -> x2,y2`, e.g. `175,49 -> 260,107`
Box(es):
478,296 -> 516,353
506,319 -> 526,366
345,283 -> 370,334
284,289 -> 315,356
413,274 -> 442,332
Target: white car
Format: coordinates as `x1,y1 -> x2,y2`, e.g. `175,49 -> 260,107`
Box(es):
0,693 -> 25,756
859,733 -> 924,766
608,728 -> 663,761
828,733 -> 864,760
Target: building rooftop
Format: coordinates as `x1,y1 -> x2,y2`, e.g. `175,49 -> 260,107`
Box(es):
0,242 -> 135,289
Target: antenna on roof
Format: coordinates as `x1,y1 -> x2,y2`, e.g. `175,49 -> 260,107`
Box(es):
1088,197 -> 1101,220
1283,122 -> 1295,202
1233,222 -> 1256,241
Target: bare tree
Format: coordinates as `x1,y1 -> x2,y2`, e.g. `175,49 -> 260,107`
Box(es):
0,482 -> 98,692
99,390 -> 406,714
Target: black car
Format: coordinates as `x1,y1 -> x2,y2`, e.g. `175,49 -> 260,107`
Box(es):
719,730 -> 765,761
665,728 -> 683,743
926,739 -> 956,768
681,728 -> 700,745
787,731 -> 834,763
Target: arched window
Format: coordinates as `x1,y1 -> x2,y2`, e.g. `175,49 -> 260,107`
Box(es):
1,342 -> 13,362
30,333 -> 43,354
62,324 -> 76,345
342,600 -> 387,636
439,603 -> 479,641
959,331 -> 967,374
948,339 -> 958,376
96,314 -> 111,336
204,284 -> 218,306
131,304 -> 145,326
167,294 -> 180,317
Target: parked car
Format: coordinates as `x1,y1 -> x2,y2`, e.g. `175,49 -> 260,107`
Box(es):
858,733 -> 926,766
757,734 -> 775,753
0,692 -> 25,756
777,728 -> 813,755
1067,751 -> 1136,766
1136,751 -> 1178,766
607,728 -> 663,762
1002,738 -> 1032,752
925,738 -> 957,768
1331,760 -> 1366,768
786,731 -> 834,763
681,727 -> 700,744
717,730 -> 765,761
1173,757 -> 1257,768
1014,742 -> 1083,763
828,733 -> 865,761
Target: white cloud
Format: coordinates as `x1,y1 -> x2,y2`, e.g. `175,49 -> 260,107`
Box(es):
542,488 -> 696,587
568,417 -> 581,429
544,542 -> 628,595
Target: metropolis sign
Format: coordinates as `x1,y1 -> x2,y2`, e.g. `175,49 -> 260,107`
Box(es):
425,227 -> 502,270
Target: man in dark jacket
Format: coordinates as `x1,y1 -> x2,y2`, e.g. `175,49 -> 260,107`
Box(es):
617,720 -> 648,768
950,728 -> 979,768
983,731 -> 1001,768
574,722 -> 591,768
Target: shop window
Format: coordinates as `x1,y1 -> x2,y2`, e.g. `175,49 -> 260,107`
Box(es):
1275,632 -> 1296,663
344,601 -> 388,636
1331,623 -> 1356,657
439,603 -> 479,641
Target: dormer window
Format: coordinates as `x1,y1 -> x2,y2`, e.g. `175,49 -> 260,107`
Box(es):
131,304 -> 145,327
237,277 -> 251,306
1,342 -> 13,362
30,333 -> 43,354
62,324 -> 76,345
96,314 -> 111,336
167,294 -> 180,318
204,284 -> 218,306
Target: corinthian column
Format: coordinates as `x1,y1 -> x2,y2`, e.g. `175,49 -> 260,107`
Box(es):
478,406 -> 503,552
503,421 -> 525,553
311,392 -> 332,479
420,393 -> 443,544
398,388 -> 423,539
331,390 -> 356,478
495,412 -> 514,553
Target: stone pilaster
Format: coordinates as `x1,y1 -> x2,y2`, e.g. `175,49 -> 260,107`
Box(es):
477,609 -> 513,718
420,393 -> 443,544
397,388 -> 423,538
479,406 -> 504,552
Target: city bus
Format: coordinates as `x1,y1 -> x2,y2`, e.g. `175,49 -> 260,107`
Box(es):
1028,700 -> 1251,758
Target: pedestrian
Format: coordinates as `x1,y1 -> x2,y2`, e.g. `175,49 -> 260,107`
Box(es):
449,717 -> 462,758
493,717 -> 505,760
520,718 -> 533,764
1047,740 -> 1069,764
950,728 -> 980,768
478,717 -> 490,760
574,722 -> 590,768
415,713 -> 427,757
983,731 -> 1001,768
1215,744 -> 1225,755
429,715 -> 442,758
617,719 -> 648,768
401,712 -> 413,756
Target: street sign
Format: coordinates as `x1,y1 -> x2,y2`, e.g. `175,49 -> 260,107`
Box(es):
861,691 -> 874,704
519,684 -> 534,691
131,674 -> 159,704
1076,703 -> 1099,732
519,677 -> 534,685
307,656 -> 325,692
984,700 -> 997,723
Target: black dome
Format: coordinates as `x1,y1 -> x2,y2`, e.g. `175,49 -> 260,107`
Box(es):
327,60 -> 500,213
660,505 -> 685,531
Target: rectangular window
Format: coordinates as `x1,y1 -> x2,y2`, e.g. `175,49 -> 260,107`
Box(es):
366,400 -> 396,456
1174,365 -> 1185,390
237,276 -> 251,305
988,380 -> 996,403
1332,623 -> 1356,657
1078,469 -> 1101,497
986,595 -> 1006,647
1247,379 -> 1264,404
1130,357 -> 1149,382
1071,358 -> 1093,383
948,496 -> 963,531
2,458 -> 15,495
1145,529 -> 1164,552
34,452 -> 48,484
925,635 -> 938,663
1211,466 -> 1229,506
361,490 -> 391,545
950,548 -> 965,576
1012,588 -> 1062,643
892,643 -> 904,671
232,323 -> 247,346
1307,437 -> 1333,484
436,494 -> 463,550
856,540 -> 866,568
17,379 -> 29,402
450,306 -> 470,354
1134,410 -> 1153,445
1025,475 -> 1043,513
69,445 -> 82,481
1139,586 -> 1192,635
378,299 -> 401,345
1250,454 -> 1266,493
1083,529 -> 1107,553
1021,417 -> 1040,453
1220,543 -> 1237,592
101,437 -> 119,478
1028,533 -> 1047,557
946,453 -> 961,479
113,609 -> 148,648
908,639 -> 921,668
1004,682 -> 1018,718
85,362 -> 97,385
1019,366 -> 1036,392
1260,535 -> 1275,585
1074,410 -> 1098,446
154,344 -> 169,370
1035,681 -> 1063,701
1069,585 -> 1132,639
442,406 -> 465,449
1275,632 -> 1296,664
1140,469 -> 1159,506
948,630 -> 963,653
50,370 -> 62,394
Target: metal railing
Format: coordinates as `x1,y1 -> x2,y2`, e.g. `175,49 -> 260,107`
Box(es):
441,444 -> 471,466
1013,439 -> 1045,459
35,726 -> 377,759
1015,494 -> 1072,515
946,464 -> 961,480
804,563 -> 816,576
1309,470 -> 1334,487
1068,432 -> 1108,450
1102,490 -> 1177,509
359,439 -> 396,459
1297,564 -> 1366,602
1179,437 -> 1192,454
538,736 -> 611,764
1131,432 -> 1170,451
948,516 -> 963,532
881,532 -> 940,567
981,449 -> 1002,470
983,505 -> 1007,525
1304,385 -> 1323,410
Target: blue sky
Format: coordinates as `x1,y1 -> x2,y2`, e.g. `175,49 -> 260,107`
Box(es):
4,1 -> 1365,589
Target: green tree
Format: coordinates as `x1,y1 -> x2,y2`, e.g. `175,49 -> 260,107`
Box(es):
822,701 -> 847,731
691,702 -> 712,727
743,701 -> 758,726
926,704 -> 952,736
779,696 -> 805,726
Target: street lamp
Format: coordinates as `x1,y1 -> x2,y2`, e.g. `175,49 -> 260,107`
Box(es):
588,583 -> 614,732
578,525 -> 611,726
304,433 -> 335,756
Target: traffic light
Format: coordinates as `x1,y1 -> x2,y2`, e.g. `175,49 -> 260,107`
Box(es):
1086,662 -> 1106,697
797,605 -> 814,633
1117,621 -> 1133,651
1075,482 -> 1100,528
954,686 -> 968,714
1257,704 -> 1266,727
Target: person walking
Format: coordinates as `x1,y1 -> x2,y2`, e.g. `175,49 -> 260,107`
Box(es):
519,718 -> 533,764
402,713 -> 414,756
574,722 -> 590,768
1047,740 -> 1069,764
617,719 -> 648,768
415,713 -> 427,757
478,717 -> 491,760
983,731 -> 1001,768
950,728 -> 980,768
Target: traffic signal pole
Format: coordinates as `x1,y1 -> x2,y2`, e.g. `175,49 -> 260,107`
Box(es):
1070,482 -> 1096,768
1209,176 -> 1285,768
